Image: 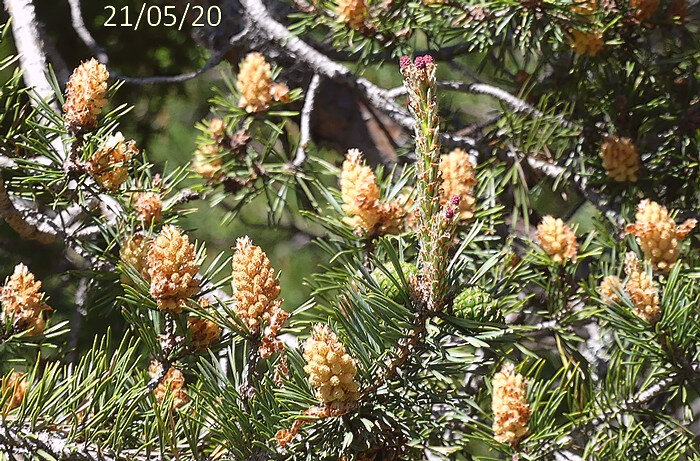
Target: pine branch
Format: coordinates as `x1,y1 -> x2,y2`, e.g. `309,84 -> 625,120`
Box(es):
240,0 -> 477,150
2,0 -> 56,109
289,73 -> 321,169
67,0 -> 250,85
546,362 -> 700,457
0,174 -> 57,243
0,423 -> 162,461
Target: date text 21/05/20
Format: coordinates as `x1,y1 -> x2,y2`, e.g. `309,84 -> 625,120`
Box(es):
103,4 -> 221,31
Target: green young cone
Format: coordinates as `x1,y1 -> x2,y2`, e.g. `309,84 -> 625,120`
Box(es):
371,262 -> 418,302
452,286 -> 503,323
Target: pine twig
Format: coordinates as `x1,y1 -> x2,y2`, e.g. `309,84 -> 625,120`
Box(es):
239,0 -> 477,150
289,74 -> 321,169
66,0 -> 108,63
66,0 -> 248,85
3,0 -> 56,109
0,423 -> 162,461
0,174 -> 57,244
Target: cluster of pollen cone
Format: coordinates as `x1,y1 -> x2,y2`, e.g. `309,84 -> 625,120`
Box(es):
119,225 -> 297,409
236,53 -> 290,113
0,265 -> 51,412
63,60 -> 140,193
339,147 -> 477,236
12,44 -> 695,455
1,264 -> 51,337
595,200 -> 696,324
536,199 -> 695,325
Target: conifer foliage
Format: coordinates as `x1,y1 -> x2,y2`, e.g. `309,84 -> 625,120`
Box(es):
0,0 -> 699,458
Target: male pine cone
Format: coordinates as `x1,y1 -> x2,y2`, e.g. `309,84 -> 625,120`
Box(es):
569,29 -> 604,57
438,148 -> 477,221
336,0 -> 368,29
120,233 -> 152,283
339,149 -> 401,235
149,362 -> 189,410
303,324 -> 361,407
1,264 -> 51,336
1,371 -> 28,411
625,200 -> 696,273
147,225 -> 200,314
63,58 -> 109,133
192,144 -> 224,181
599,136 -> 640,182
87,132 -> 138,190
492,363 -> 530,445
133,192 -> 163,226
598,275 -> 623,305
236,53 -> 290,113
536,216 -> 578,264
187,298 -> 222,351
231,236 -> 283,333
597,256 -> 661,324
624,253 -> 661,323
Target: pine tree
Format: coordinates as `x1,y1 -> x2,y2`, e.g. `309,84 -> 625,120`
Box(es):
0,0 -> 699,458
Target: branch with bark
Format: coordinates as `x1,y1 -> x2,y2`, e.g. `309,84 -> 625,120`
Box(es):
0,174 -> 57,244
3,0 -> 55,108
290,73 -> 321,169
240,0 -> 477,150
0,423 -> 164,461
545,362 -> 700,457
